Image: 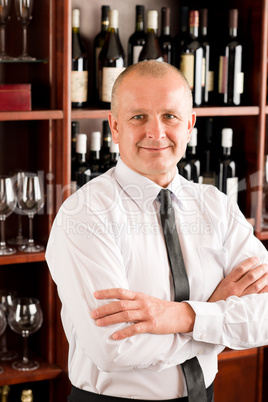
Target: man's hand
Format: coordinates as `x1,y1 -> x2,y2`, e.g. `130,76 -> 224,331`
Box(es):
208,256 -> 268,302
91,289 -> 195,340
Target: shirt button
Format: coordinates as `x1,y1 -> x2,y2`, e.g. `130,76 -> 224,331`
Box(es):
200,333 -> 207,340
198,349 -> 205,355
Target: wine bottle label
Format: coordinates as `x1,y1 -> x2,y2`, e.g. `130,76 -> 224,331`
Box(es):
71,71 -> 88,102
180,54 -> 194,88
227,177 -> 238,203
235,72 -> 244,94
202,57 -> 206,87
218,56 -> 228,94
133,45 -> 143,64
102,67 -> 126,102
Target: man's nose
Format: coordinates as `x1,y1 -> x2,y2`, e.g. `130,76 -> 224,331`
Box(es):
146,117 -> 166,140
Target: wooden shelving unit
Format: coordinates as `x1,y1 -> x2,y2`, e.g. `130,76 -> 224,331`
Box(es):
0,0 -> 267,400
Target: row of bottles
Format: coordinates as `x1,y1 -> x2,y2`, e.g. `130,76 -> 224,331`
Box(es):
0,386 -> 33,401
71,5 -> 244,108
71,120 -> 119,191
178,124 -> 238,203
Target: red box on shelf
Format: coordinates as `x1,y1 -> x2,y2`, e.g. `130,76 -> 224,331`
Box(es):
0,84 -> 32,111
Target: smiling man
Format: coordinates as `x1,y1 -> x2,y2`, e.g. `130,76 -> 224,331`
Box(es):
46,60 -> 268,402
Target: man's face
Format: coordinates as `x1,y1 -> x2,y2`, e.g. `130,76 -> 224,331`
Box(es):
108,71 -> 196,187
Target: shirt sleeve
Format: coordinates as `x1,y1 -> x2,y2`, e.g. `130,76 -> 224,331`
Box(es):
45,192 -> 211,373
188,197 -> 268,349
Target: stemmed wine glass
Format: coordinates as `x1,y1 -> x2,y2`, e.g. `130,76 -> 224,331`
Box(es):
14,0 -> 36,61
0,305 -> 7,374
0,0 -> 14,61
0,176 -> 16,255
8,297 -> 43,371
0,289 -> 18,360
17,172 -> 44,253
8,171 -> 28,247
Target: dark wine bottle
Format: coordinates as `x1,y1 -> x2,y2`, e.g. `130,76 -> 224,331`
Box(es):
109,141 -> 120,168
128,5 -> 146,66
159,7 -> 172,64
93,5 -> 110,102
186,128 -> 200,183
177,153 -> 191,180
72,133 -> 91,189
71,9 -> 88,108
99,9 -> 125,107
218,9 -> 244,105
179,10 -> 203,107
199,9 -> 212,104
217,128 -> 238,202
172,6 -> 189,67
100,120 -> 112,172
139,10 -> 164,62
71,121 -> 80,193
89,131 -> 101,179
200,118 -> 216,185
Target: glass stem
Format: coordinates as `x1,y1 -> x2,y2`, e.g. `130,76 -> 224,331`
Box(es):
0,219 -> 6,248
0,331 -> 7,353
28,215 -> 34,245
17,214 -> 23,239
22,25 -> 28,57
0,25 -> 6,55
22,331 -> 29,364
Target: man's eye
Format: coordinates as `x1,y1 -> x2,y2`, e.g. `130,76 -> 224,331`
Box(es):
165,114 -> 175,119
133,115 -> 144,120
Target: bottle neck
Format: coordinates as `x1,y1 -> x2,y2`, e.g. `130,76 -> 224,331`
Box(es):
189,25 -> 199,37
136,20 -> 144,32
77,153 -> 87,162
101,20 -> 109,32
229,27 -> 238,37
72,26 -> 80,34
222,147 -> 231,156
90,150 -> 100,159
188,146 -> 197,155
200,26 -> 207,36
162,26 -> 170,35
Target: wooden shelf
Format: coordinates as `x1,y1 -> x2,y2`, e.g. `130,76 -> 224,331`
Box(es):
0,110 -> 64,121
0,251 -> 46,266
0,359 -> 63,386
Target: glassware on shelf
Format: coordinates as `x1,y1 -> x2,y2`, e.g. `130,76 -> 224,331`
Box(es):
8,171 -> 28,246
0,289 -> 18,361
0,305 -> 7,374
0,176 -> 16,256
8,297 -> 43,371
0,0 -> 15,61
15,0 -> 36,61
17,172 -> 44,253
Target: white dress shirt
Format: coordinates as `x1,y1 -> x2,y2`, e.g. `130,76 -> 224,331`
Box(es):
46,158 -> 268,400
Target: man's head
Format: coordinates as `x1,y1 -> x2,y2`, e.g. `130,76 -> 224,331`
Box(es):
108,60 -> 196,187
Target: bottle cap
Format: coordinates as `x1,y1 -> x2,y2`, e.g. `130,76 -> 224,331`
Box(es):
147,10 -> 158,30
189,10 -> 199,27
110,141 -> 119,153
189,128 -> 198,147
229,9 -> 238,29
109,10 -> 119,29
76,133 -> 87,154
91,131 -> 101,152
221,128 -> 233,148
72,9 -> 80,28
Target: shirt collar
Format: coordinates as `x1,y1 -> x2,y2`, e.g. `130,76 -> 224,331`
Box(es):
113,158 -> 189,211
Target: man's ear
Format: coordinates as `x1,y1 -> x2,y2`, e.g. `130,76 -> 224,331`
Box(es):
187,112 -> 196,143
108,112 -> 119,144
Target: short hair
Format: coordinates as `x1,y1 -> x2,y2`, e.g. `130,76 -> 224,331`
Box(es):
111,60 -> 193,117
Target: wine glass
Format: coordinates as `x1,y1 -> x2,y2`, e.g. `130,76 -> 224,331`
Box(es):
0,305 -> 7,374
17,172 -> 44,253
8,297 -> 43,371
0,0 -> 14,61
8,171 -> 28,247
15,0 -> 36,61
0,289 -> 18,360
0,176 -> 16,256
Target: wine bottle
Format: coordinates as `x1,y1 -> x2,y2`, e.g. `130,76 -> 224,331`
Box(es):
138,10 -> 164,62
100,120 -> 112,172
1,386 -> 10,402
99,9 -> 125,107
159,7 -> 172,64
128,5 -> 146,66
200,118 -> 216,185
172,6 -> 189,67
218,9 -> 244,105
179,10 -> 203,107
71,121 -> 79,193
93,5 -> 110,102
109,141 -> 120,168
217,128 -> 238,202
89,131 -> 101,179
186,128 -> 200,183
177,153 -> 191,180
21,389 -> 33,402
72,133 -> 91,189
71,9 -> 88,108
199,8 -> 213,104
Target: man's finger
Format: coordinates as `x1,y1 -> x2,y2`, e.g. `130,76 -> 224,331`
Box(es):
112,322 -> 148,340
94,288 -> 136,300
227,257 -> 260,282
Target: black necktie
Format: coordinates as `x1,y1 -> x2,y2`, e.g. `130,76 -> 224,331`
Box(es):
158,189 -> 207,402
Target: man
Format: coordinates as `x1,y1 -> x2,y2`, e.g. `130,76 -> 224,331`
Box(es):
46,60 -> 268,402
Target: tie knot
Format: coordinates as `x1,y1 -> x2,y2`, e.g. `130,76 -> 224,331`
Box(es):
158,189 -> 172,213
